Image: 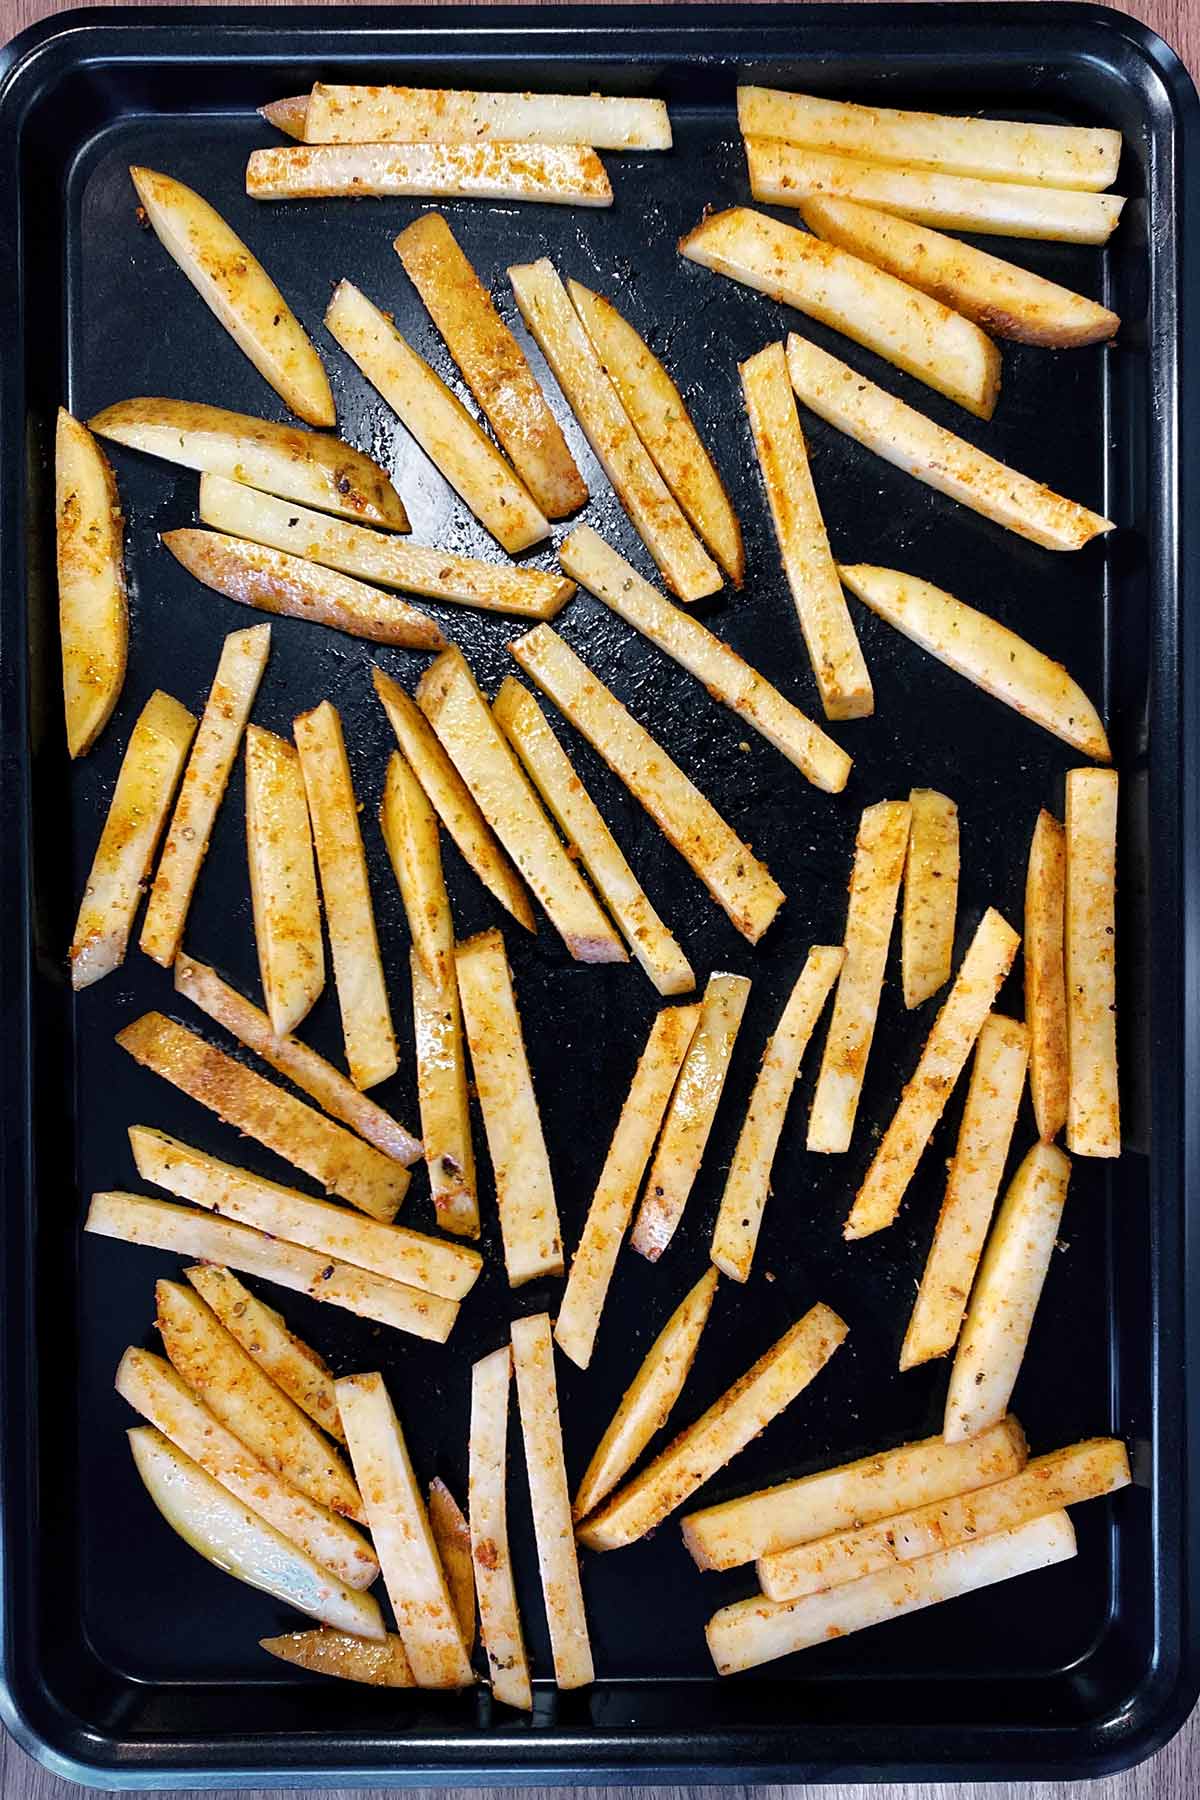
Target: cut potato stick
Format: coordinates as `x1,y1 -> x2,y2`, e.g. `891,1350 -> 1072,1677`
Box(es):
305,84 -> 672,150
579,1304 -> 848,1552
681,1415 -> 1028,1570
131,166 -> 333,425
899,1014 -> 1029,1371
380,750 -> 452,988
56,409 -> 128,758
326,281 -> 549,554
558,526 -> 851,790
573,1268 -> 718,1521
128,1426 -> 383,1638
1026,809 -> 1070,1144
746,142 -> 1125,245
174,957 -> 419,1166
183,1265 -> 344,1444
740,342 -> 873,721
428,1479 -> 476,1655
395,214 -> 586,520
116,1012 -> 408,1221
510,1314 -> 593,1688
411,946 -> 479,1240
244,725 -> 324,1036
162,529 -> 443,650
709,1511 -> 1076,1674
469,1346 -> 532,1710
841,566 -> 1111,759
902,788 -> 960,1010
248,142 -> 613,208
567,279 -> 743,580
807,800 -> 911,1153
70,691 -> 195,989
845,907 -> 1021,1239
494,676 -> 694,996
630,972 -> 752,1261
509,258 -> 721,601
260,1629 -> 413,1685
712,946 -> 845,1282
759,1437 -> 1129,1602
336,1373 -> 474,1688
418,648 -> 624,964
1065,769 -> 1120,1157
140,623 -> 271,967
800,196 -> 1119,349
260,95 -> 309,140
787,336 -> 1114,552
116,1348 -> 377,1588
373,666 -> 535,932
90,397 -> 408,529
555,1003 -> 702,1369
455,930 -> 563,1285
944,1143 -> 1072,1442
510,625 -> 786,941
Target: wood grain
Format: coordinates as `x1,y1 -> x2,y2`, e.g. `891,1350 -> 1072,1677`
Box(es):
0,0 -> 1194,1794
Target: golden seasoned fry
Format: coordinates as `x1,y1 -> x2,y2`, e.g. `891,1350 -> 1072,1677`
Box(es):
259,95 -> 309,140
182,1265 -> 344,1443
56,409 -> 128,757
244,725 -> 324,1036
260,1630 -> 413,1686
428,1479 -> 476,1655
305,84 -> 672,149
902,788 -> 959,1010
380,751 -> 452,988
1065,769 -> 1120,1157
411,945 -> 478,1240
1026,809 -> 1070,1143
469,1346 -> 532,1710
248,142 -> 613,207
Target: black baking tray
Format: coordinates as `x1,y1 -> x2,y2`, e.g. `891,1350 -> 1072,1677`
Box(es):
0,2 -> 1197,1786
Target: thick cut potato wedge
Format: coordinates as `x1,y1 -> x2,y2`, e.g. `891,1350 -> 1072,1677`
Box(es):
559,527 -> 851,790
1065,769 -> 1120,1157
248,142 -> 613,207
418,648 -> 624,964
508,259 -> 721,602
373,667 -> 534,932
902,788 -> 960,1009
944,1143 -> 1072,1442
305,84 -> 672,149
128,1426 -> 383,1637
380,751 -> 452,988
1026,809 -> 1070,1144
555,1003 -> 702,1370
469,1346 -> 532,1710
740,343 -> 873,721
428,1478 -> 476,1654
326,281 -> 549,554
567,280 -> 743,580
578,1305 -> 848,1552
336,1373 -> 475,1689
455,930 -> 563,1286
708,1512 -> 1075,1674
680,1416 -> 1028,1570
801,196 -> 1119,349
411,946 -> 479,1240
807,801 -> 911,1153
56,410 -> 129,758
140,623 -> 271,967
630,972 -> 752,1261
787,337 -> 1114,552
70,690 -> 195,989
746,142 -> 1125,245
573,1269 -> 718,1521
244,725 -> 324,1036
260,95 -> 309,140
395,214 -> 586,520
183,1264 -> 344,1443
510,625 -> 786,942
131,167 -> 333,425
899,1014 -> 1029,1371
711,946 -> 845,1282
510,1315 -> 593,1689
841,566 -> 1110,758
90,397 -> 408,528
260,1630 -> 413,1685
494,676 -> 694,996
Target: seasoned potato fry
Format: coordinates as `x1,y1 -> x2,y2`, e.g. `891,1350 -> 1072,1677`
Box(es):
395,214 -> 586,520
140,623 -> 271,967
469,1346 -> 532,1711
244,725 -> 324,1036
336,1373 -> 474,1689
305,84 -> 672,149
510,625 -> 786,942
1026,809 -> 1070,1144
260,95 -> 309,140
509,259 -> 721,601
1065,769 -> 1120,1158
131,167 -> 333,425
248,142 -> 613,208
845,907 -> 1021,1239
573,1269 -> 718,1521
944,1143 -> 1072,1442
740,343 -> 873,720
787,337 -> 1114,552
567,280 -> 743,580
902,788 -> 960,1009
428,1479 -> 476,1655
56,410 -> 129,757
183,1265 -> 344,1443
260,1629 -> 413,1686
711,946 -> 844,1282
899,1015 -> 1029,1371
380,751 -> 451,989
801,197 -> 1119,349
578,1304 -> 848,1552
70,691 -> 195,989
411,946 -> 479,1240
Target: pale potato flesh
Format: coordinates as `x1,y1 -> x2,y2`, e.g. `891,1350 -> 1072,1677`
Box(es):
260,1629 -> 414,1685
56,409 -> 129,757
428,1478 -> 476,1655
901,788 -> 960,1009
244,724 -> 324,1035
182,1264 -> 345,1443
380,749 -> 453,989
411,945 -> 479,1240
305,84 -> 672,149
1065,769 -> 1120,1157
1026,809 -> 1070,1144
469,1346 -> 532,1710
248,142 -> 613,208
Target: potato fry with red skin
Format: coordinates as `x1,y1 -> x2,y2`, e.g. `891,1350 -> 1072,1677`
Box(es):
428,1479 -> 476,1655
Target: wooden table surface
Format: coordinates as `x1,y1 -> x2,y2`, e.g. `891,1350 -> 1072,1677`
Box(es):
1,0 -> 1194,1792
